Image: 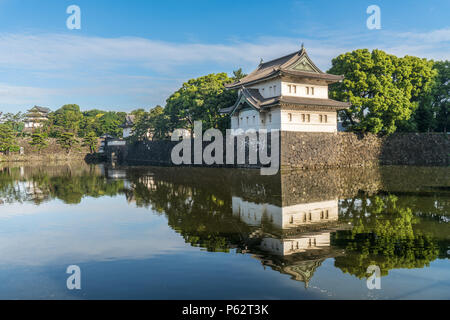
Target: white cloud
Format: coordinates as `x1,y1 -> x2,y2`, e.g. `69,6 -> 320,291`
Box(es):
0,29 -> 448,111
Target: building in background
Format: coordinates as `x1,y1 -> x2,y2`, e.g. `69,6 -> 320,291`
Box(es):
24,106 -> 51,131
120,114 -> 136,138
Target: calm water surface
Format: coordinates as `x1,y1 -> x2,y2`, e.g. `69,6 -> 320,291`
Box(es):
0,163 -> 448,300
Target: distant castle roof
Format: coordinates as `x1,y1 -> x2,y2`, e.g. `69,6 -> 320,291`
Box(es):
120,114 -> 136,128
226,47 -> 344,90
27,106 -> 51,114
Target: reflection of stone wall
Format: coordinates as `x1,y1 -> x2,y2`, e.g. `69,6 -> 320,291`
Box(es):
379,166 -> 450,192
280,167 -> 382,206
281,132 -> 449,169
120,165 -> 449,208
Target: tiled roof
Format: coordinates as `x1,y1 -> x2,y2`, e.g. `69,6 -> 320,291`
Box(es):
225,47 -> 343,89
28,106 -> 51,113
120,115 -> 136,128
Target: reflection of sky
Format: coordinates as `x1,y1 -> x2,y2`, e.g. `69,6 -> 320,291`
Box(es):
0,195 -> 449,300
311,259 -> 450,300
0,196 -> 188,267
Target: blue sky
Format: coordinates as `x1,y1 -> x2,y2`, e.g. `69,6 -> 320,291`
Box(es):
0,0 -> 449,113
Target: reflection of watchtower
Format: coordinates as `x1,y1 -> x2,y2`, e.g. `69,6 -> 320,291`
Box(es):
232,195 -> 344,287
260,232 -> 331,256
256,254 -> 328,289
232,196 -> 338,230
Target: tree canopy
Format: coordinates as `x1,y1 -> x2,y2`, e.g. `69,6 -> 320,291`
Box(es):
164,72 -> 238,134
328,49 -> 436,134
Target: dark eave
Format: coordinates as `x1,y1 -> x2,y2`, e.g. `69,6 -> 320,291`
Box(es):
220,89 -> 351,115
280,70 -> 344,82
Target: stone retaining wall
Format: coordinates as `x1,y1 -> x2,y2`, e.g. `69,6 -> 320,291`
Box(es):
106,132 -> 449,170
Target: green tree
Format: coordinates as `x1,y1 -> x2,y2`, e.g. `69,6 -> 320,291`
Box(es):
50,104 -> 84,135
56,132 -> 79,154
328,49 -> 436,134
433,61 -> 449,133
97,111 -> 126,137
0,123 -> 20,154
132,105 -> 168,140
29,131 -> 49,154
164,73 -> 238,134
82,131 -> 98,153
0,112 -> 25,134
232,68 -> 247,81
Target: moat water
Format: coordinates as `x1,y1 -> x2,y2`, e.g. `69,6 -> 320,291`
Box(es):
0,163 -> 448,299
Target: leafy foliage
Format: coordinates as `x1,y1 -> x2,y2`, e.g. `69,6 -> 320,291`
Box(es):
0,123 -> 20,154
131,105 -> 167,141
56,132 -> 79,154
328,49 -> 436,134
29,131 -> 49,154
82,131 -> 98,153
164,73 -> 238,134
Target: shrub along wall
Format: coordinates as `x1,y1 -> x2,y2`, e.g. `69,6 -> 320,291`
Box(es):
0,138 -> 93,162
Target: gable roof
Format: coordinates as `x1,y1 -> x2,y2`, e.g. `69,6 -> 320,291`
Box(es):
225,47 -> 344,89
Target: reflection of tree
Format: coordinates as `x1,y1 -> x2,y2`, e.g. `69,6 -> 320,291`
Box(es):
128,176 -> 251,252
333,193 -> 443,278
0,167 -> 25,203
0,165 -> 125,205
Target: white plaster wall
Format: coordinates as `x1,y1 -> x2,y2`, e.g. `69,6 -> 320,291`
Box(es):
281,82 -> 328,99
280,199 -> 338,229
280,110 -> 337,133
249,79 -> 281,99
260,108 -> 281,132
232,196 -> 281,227
232,197 -> 338,230
231,107 -> 337,133
123,127 -> 132,138
232,109 -> 261,131
260,232 -> 331,256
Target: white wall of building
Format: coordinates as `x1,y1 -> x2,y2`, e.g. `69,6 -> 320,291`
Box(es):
260,232 -> 331,256
249,79 -> 281,99
280,109 -> 337,133
123,127 -> 132,138
231,107 -> 282,132
232,197 -> 339,230
281,82 -> 328,99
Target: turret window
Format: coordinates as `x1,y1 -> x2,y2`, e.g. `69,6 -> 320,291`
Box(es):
306,86 -> 315,96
